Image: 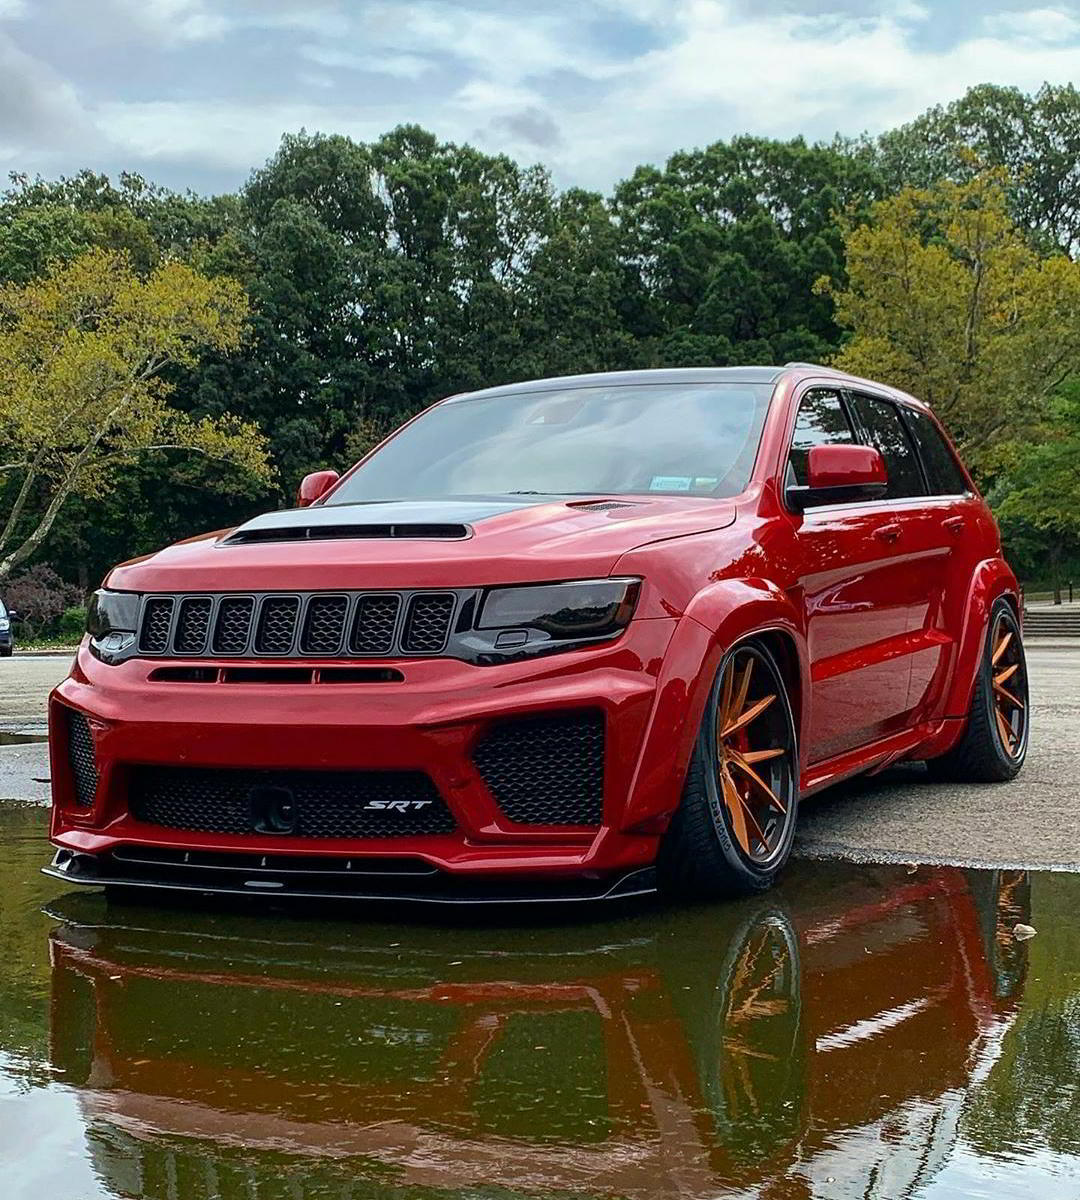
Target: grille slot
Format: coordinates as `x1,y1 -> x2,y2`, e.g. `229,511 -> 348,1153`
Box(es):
402,593 -> 455,654
351,593 -> 400,655
138,598 -> 174,653
255,596 -> 300,655
130,766 -> 456,839
301,595 -> 348,655
472,710 -> 606,826
66,708 -> 99,808
212,596 -> 254,653
174,597 -> 212,653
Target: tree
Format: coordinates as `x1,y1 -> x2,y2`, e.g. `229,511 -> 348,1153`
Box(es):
821,171 -> 1080,476
993,380 -> 1080,604
612,135 -> 884,366
0,249 -> 271,581
872,83 -> 1080,255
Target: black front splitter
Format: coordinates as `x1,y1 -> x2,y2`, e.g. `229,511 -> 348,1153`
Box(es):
42,850 -> 658,907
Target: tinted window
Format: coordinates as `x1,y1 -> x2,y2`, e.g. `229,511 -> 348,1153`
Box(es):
903,407 -> 970,495
329,383 -> 774,502
0,599 -> 5,619
787,390 -> 855,487
847,392 -> 925,499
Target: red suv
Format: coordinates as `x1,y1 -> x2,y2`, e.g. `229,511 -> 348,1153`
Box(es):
45,365 -> 1028,903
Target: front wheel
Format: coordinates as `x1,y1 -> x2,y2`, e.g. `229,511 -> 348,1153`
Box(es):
658,640 -> 799,899
926,599 -> 1029,782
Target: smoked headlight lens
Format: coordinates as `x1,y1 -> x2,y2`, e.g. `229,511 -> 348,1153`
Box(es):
478,578 -> 641,641
87,589 -> 141,638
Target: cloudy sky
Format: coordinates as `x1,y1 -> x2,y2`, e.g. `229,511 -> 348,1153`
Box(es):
2,0 -> 1080,196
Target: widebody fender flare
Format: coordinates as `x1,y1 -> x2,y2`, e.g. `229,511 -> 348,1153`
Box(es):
943,557 -> 1022,721
618,578 -> 810,833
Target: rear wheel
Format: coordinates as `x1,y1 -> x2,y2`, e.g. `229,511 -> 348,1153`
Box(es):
659,640 -> 799,899
926,599 -> 1028,782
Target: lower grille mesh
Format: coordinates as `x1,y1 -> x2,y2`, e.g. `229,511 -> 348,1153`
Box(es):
130,766 -> 456,839
66,709 -> 99,808
472,710 -> 606,826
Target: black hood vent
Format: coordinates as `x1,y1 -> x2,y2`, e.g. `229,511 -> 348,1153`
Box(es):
224,523 -> 469,545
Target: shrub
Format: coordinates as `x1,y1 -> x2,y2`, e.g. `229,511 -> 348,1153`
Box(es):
58,606 -> 88,640
3,565 -> 81,639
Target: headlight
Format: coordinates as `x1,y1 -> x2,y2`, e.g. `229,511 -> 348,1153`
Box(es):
0,619 -> 9,632
473,578 -> 641,658
87,589 -> 141,662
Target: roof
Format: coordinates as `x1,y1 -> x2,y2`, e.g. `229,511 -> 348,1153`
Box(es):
445,366 -> 787,403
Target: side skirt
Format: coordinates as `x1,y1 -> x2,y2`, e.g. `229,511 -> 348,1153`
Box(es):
800,720 -> 951,799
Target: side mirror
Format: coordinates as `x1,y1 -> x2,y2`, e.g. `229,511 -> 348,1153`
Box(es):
787,444 -> 887,510
6,609 -> 19,622
296,469 -> 340,508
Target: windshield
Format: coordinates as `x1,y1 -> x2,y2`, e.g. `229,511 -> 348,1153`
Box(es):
0,599 -> 6,619
329,383 -> 774,503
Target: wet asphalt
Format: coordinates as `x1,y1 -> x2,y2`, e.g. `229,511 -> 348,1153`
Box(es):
2,644 -> 1077,870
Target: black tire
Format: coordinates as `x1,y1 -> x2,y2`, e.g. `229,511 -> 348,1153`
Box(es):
926,599 -> 1028,783
658,640 -> 799,899
0,647 -> 12,658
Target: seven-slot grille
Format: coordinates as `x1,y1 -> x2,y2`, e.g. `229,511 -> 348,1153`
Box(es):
136,591 -> 459,659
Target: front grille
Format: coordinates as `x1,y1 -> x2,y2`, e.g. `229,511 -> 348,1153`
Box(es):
130,766 -> 456,839
66,709 -> 99,807
137,590 -> 459,660
472,710 -> 606,826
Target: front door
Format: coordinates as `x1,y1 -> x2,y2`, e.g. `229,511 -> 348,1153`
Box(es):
785,387 -> 930,762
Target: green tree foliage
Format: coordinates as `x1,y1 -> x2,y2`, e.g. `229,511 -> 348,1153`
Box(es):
612,135 -> 883,366
0,249 -> 270,581
872,83 -> 1080,255
993,380 -> 1080,603
823,171 -> 1080,476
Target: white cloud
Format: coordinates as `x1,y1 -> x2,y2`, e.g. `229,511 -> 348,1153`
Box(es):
982,6 -> 1080,43
300,43 -> 432,79
106,0 -> 230,44
0,0 -> 26,19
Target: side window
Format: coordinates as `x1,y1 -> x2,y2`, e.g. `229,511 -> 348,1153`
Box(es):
787,390 -> 856,487
847,392 -> 925,499
903,407 -> 970,496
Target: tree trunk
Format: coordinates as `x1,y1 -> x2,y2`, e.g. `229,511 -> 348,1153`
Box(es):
1050,542 -> 1063,605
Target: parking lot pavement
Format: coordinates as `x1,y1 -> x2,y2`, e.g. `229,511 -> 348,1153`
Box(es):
2,644 -> 1077,869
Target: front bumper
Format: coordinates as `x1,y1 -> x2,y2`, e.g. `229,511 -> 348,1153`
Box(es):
48,619 -> 688,897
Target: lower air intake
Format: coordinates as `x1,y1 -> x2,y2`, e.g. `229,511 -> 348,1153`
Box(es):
129,766 -> 456,839
472,710 -> 606,826
66,708 -> 99,808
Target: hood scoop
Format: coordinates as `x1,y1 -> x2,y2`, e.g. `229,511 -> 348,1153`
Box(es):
566,499 -> 640,512
224,522 -> 470,545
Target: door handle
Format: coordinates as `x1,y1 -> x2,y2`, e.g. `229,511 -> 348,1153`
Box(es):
874,523 -> 902,543
943,516 -> 965,535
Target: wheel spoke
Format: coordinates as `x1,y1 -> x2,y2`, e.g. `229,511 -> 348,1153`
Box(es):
992,629 -> 1013,666
993,681 -> 1024,711
740,746 -> 786,765
719,661 -> 735,730
721,767 -> 751,855
995,707 -> 1014,752
723,693 -> 775,739
729,752 -> 787,816
732,658 -> 754,724
994,662 -> 1019,687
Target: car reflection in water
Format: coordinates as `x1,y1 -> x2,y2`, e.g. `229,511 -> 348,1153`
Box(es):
46,864 -> 1030,1200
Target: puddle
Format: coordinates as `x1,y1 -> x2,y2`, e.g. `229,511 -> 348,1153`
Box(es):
0,731 -> 47,746
1,804 -> 1079,1198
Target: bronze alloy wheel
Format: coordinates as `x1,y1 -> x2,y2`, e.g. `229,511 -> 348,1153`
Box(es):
990,611 -> 1027,759
710,646 -> 797,867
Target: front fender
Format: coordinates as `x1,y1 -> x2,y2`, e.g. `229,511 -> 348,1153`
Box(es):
943,558 -> 1021,720
618,578 -> 809,833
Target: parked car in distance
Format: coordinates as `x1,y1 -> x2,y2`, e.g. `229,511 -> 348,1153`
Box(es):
0,598 -> 14,657
45,365 -> 1029,904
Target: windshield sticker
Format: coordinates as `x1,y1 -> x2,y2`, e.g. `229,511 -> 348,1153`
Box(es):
693,476 -> 719,490
650,475 -> 692,491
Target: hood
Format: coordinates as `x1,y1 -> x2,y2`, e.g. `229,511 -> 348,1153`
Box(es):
107,495 -> 737,592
